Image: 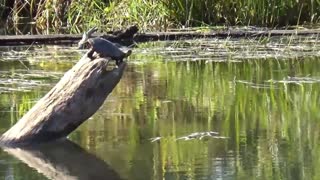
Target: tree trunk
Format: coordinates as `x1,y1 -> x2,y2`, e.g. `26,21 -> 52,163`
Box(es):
0,54 -> 126,146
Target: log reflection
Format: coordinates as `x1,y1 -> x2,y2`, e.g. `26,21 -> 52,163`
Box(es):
3,139 -> 123,180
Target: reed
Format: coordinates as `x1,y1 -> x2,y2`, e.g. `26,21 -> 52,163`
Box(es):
1,0 -> 320,31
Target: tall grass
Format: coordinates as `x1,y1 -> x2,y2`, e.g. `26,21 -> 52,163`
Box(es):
1,0 -> 320,31
162,0 -> 320,27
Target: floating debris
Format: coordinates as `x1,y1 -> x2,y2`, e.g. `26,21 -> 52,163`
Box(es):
236,75 -> 320,88
149,131 -> 228,142
267,76 -> 320,84
236,80 -> 276,89
176,131 -> 228,141
149,137 -> 162,142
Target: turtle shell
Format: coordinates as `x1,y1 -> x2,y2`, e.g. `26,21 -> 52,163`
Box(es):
88,37 -> 129,60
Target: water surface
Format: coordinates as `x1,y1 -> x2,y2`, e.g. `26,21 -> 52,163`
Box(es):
0,37 -> 320,180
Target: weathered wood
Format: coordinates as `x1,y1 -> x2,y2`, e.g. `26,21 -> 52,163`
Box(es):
0,29 -> 320,46
3,139 -> 123,180
0,54 -> 126,146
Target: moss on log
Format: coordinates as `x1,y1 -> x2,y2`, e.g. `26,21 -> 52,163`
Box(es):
0,54 -> 126,146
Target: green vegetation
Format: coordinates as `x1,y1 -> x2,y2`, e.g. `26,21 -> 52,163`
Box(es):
1,0 -> 320,32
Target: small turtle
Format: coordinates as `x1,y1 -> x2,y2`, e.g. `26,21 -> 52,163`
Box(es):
87,37 -> 132,65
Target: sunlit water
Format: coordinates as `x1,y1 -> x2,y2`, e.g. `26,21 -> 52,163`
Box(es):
1,36 -> 320,180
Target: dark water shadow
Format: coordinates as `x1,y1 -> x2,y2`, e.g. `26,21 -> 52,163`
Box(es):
2,139 -> 124,180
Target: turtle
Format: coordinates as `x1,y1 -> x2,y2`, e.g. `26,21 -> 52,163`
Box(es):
87,37 -> 132,65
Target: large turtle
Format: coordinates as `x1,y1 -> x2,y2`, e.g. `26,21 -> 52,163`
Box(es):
87,37 -> 132,65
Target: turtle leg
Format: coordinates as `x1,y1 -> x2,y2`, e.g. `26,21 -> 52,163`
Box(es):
87,49 -> 95,60
116,59 -> 123,66
105,59 -> 110,67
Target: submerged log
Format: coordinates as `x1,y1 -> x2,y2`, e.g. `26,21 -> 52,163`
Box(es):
0,54 -> 126,146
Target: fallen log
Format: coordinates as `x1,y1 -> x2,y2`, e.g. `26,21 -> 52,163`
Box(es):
0,25 -> 139,46
135,29 -> 320,42
1,29 -> 320,46
0,54 -> 126,146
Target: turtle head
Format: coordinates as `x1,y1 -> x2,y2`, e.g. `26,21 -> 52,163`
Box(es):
78,32 -> 90,49
78,27 -> 98,49
125,49 -> 132,57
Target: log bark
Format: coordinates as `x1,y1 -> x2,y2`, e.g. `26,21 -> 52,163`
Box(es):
0,29 -> 320,46
3,139 -> 123,180
0,54 -> 126,146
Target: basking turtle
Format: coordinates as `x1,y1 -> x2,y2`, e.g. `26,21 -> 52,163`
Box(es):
87,37 -> 132,65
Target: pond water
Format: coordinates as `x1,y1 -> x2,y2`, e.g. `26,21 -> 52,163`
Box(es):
1,36 -> 320,180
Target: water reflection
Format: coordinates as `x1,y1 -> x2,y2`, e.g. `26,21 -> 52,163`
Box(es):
1,38 -> 320,179
3,140 -> 123,180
